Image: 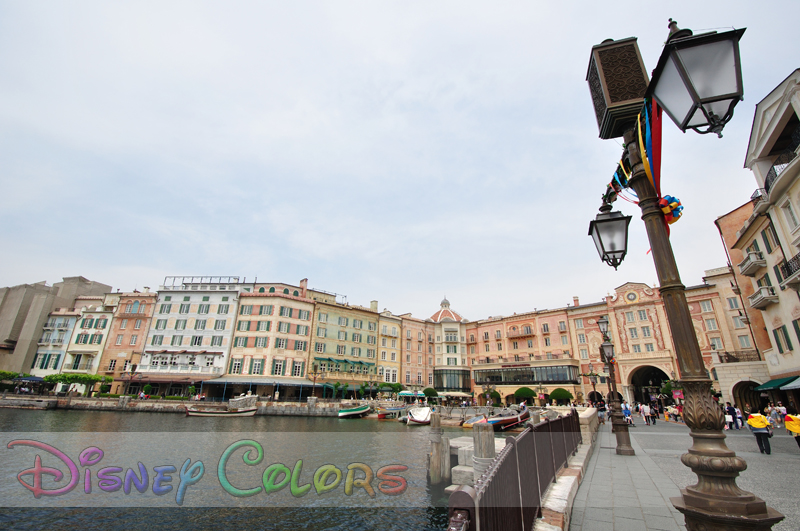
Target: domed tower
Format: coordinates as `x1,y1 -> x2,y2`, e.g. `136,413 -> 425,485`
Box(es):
428,298 -> 471,399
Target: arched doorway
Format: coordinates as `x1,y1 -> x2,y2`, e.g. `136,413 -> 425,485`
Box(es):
731,380 -> 768,413
588,391 -> 604,403
629,366 -> 670,404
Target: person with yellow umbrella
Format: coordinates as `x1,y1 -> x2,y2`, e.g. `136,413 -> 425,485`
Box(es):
785,408 -> 800,451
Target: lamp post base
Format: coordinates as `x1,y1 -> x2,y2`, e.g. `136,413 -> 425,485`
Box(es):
609,409 -> 635,455
672,496 -> 784,531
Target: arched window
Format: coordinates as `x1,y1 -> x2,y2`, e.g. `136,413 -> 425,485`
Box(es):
283,288 -> 289,294
293,290 -> 299,296
132,301 -> 140,313
259,287 -> 265,293
269,287 -> 275,293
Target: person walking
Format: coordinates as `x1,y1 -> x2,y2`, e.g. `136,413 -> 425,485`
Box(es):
746,409 -> 772,455
768,402 -> 781,428
641,403 -> 651,426
735,405 -> 744,429
650,402 -> 658,425
725,402 -> 739,430
785,408 -> 800,450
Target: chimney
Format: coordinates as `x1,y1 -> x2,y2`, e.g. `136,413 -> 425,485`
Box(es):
573,296 -> 580,307
370,300 -> 378,311
144,286 -> 150,293
300,278 -> 308,298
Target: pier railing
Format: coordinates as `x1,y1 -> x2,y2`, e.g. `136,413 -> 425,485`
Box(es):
447,409 -> 581,531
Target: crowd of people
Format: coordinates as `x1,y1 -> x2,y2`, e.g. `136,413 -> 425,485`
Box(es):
741,401 -> 800,455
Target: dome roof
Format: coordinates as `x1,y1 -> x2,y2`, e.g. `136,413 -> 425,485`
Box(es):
430,298 -> 464,323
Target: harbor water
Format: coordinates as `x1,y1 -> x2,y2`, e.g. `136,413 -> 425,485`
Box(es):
0,408 -> 463,531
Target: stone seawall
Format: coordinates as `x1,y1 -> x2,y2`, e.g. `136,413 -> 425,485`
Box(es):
0,396 -> 343,416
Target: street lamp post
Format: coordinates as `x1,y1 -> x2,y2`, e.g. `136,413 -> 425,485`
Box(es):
587,20 -> 783,530
581,362 -> 599,402
308,364 -> 327,399
598,316 -> 635,456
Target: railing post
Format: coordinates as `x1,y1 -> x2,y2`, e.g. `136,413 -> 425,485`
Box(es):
473,423 -> 495,485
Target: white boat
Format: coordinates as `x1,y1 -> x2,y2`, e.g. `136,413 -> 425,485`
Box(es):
185,406 -> 257,417
407,406 -> 432,425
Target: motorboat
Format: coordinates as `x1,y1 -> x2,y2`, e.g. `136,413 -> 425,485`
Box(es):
486,404 -> 530,431
407,406 -> 432,425
338,403 -> 371,418
377,405 -> 405,419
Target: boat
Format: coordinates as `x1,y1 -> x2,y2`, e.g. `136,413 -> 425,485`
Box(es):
185,406 -> 257,417
462,415 -> 487,428
338,403 -> 371,418
486,404 -> 530,431
376,405 -> 405,419
407,406 -> 432,425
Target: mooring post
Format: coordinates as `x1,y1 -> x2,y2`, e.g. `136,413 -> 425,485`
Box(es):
429,412 -> 443,484
472,422 -> 495,484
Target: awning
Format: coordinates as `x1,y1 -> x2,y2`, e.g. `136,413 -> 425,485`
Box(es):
443,391 -> 472,397
13,376 -> 45,382
754,376 -> 799,391
398,391 -> 423,397
322,383 -> 362,391
313,357 -> 375,367
202,376 -> 320,387
779,377 -> 800,391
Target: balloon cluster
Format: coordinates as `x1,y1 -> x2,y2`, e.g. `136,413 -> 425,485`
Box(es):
658,195 -> 683,224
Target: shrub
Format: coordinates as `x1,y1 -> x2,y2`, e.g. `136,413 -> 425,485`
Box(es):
423,388 -> 438,397
549,388 -> 574,404
143,384 -> 153,395
96,393 -> 121,398
514,387 -> 535,400
164,396 -> 187,400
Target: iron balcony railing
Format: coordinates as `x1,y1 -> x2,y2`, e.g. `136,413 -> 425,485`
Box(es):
764,126 -> 800,193
780,251 -> 800,285
716,350 -> 761,363
507,329 -> 536,339
447,410 -> 582,531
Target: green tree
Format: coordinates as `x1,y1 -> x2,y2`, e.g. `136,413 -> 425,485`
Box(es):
0,370 -> 19,381
489,390 -> 501,406
332,382 -> 341,400
188,385 -> 196,396
423,387 -> 438,398
549,388 -> 574,404
143,384 -> 153,396
514,387 -> 536,401
359,382 -> 368,398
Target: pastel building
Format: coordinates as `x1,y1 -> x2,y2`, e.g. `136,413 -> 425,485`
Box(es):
378,310 -> 402,384
29,308 -> 80,378
214,282 -> 316,399
100,290 -> 157,395
430,298 -> 472,398
311,299 -> 379,398
399,313 -> 435,389
139,277 -> 245,397
61,296 -> 115,393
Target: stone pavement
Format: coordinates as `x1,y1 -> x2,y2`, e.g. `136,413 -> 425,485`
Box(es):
569,419 -> 800,531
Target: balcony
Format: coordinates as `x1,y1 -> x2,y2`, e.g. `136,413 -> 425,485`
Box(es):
63,362 -> 95,373
37,339 -> 50,346
507,329 -> 535,339
750,188 -> 769,215
764,127 -> 799,194
466,337 -> 477,344
781,251 -> 800,291
57,323 -> 70,330
42,324 -> 55,330
52,339 -> 64,345
738,251 -> 766,277
716,350 -> 761,363
137,364 -> 222,375
748,286 -> 779,309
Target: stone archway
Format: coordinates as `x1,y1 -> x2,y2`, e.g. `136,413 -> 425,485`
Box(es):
628,365 -> 670,404
588,391 -> 604,403
731,380 -> 767,413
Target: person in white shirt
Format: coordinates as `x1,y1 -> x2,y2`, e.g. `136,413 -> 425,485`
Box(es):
641,403 -> 651,426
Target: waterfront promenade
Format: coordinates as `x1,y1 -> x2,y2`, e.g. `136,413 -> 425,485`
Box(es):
569,420 -> 799,531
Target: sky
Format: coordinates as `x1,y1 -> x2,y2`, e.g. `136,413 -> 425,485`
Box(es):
1,1 -> 798,322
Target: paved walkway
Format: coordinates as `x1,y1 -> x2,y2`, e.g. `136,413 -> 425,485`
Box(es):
569,420 -> 800,531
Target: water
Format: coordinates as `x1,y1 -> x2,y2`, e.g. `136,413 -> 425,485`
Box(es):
0,409 -> 462,530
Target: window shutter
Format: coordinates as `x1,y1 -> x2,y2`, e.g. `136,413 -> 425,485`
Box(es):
52,354 -> 60,369
301,361 -> 305,377
281,360 -> 286,376
271,359 -> 277,375
774,265 -> 784,284
793,320 -> 800,347
246,321 -> 251,331
267,321 -> 271,331
751,239 -> 760,253
783,325 -> 793,351
761,230 -> 773,254
228,357 -> 235,373
773,329 -> 784,354
249,358 -> 254,375
30,354 -> 38,369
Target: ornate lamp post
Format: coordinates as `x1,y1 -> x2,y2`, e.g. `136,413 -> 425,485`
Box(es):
308,364 -> 327,398
598,316 -> 635,455
581,362 -> 599,402
587,20 -> 783,530
481,383 -> 496,406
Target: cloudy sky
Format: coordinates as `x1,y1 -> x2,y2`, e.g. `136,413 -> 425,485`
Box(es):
1,1 -> 798,321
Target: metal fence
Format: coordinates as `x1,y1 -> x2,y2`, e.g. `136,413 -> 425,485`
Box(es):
447,409 -> 582,531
